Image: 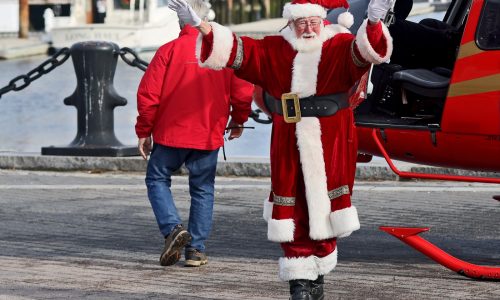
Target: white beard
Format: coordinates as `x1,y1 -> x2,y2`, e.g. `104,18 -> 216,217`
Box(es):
293,33 -> 324,52
281,24 -> 326,53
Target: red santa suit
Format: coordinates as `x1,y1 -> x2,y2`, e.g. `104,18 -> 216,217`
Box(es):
197,1 -> 392,281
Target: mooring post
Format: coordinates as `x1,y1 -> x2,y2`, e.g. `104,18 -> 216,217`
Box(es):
42,41 -> 138,157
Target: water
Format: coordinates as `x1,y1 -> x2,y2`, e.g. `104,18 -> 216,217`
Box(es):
0,11 -> 445,156
0,52 -> 272,157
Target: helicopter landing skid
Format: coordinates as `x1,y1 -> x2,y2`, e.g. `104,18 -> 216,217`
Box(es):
380,226 -> 500,280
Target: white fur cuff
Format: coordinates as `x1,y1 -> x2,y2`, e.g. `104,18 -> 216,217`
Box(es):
195,22 -> 234,70
278,248 -> 338,281
263,198 -> 273,222
355,19 -> 393,64
330,206 -> 360,238
268,218 -> 295,242
316,248 -> 338,275
279,255 -> 318,281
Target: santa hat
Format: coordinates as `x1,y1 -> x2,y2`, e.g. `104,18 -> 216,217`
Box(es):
283,0 -> 354,29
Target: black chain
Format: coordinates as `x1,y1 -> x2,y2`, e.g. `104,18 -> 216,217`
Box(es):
119,47 -> 149,71
0,47 -> 71,99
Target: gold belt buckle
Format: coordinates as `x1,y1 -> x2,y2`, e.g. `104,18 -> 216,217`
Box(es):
281,93 -> 301,123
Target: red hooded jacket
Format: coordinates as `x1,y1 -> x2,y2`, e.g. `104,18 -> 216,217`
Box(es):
136,25 -> 253,151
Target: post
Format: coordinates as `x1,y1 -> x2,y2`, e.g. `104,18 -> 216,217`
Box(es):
42,41 -> 139,157
86,0 -> 93,23
265,0 -> 270,18
139,0 -> 145,23
228,0 -> 233,24
130,0 -> 136,22
19,0 -> 29,38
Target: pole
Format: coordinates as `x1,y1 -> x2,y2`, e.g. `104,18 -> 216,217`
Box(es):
228,0 -> 233,24
86,0 -> 93,23
19,0 -> 29,38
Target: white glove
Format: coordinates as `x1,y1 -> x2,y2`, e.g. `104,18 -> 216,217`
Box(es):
168,0 -> 202,27
367,0 -> 394,23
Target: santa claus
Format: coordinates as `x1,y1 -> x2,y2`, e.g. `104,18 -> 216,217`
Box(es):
168,0 -> 393,299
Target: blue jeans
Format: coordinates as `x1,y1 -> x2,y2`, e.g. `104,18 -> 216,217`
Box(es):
145,144 -> 219,252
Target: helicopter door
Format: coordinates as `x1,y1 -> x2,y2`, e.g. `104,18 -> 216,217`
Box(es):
355,0 -> 472,128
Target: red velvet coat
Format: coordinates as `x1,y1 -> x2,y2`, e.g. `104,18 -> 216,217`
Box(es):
197,20 -> 392,243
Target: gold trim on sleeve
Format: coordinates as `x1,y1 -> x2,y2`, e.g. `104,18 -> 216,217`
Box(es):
231,36 -> 244,70
351,40 -> 370,68
273,193 -> 296,206
328,185 -> 350,200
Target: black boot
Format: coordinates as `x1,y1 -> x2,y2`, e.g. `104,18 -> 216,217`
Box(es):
310,275 -> 324,300
289,279 -> 312,300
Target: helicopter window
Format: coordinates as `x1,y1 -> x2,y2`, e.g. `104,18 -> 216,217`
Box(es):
476,0 -> 500,49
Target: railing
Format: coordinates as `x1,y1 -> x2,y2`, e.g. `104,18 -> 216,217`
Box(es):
212,0 -> 289,25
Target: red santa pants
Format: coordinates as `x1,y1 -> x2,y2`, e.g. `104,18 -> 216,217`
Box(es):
278,171 -> 338,281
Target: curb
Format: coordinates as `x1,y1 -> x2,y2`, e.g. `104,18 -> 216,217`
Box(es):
0,40 -> 49,59
0,153 -> 498,181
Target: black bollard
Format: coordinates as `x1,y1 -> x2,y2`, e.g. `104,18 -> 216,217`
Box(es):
42,41 -> 138,157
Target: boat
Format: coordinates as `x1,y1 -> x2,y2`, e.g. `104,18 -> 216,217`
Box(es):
48,0 -> 181,51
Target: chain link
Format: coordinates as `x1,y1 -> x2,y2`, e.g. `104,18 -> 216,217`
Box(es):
119,47 -> 149,71
0,47 -> 71,99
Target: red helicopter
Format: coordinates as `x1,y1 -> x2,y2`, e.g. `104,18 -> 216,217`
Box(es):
252,0 -> 500,280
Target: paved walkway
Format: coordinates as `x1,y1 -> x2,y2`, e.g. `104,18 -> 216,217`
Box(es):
0,169 -> 498,299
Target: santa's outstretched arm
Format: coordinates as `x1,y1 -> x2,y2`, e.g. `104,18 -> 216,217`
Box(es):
353,0 -> 394,65
168,0 -> 242,70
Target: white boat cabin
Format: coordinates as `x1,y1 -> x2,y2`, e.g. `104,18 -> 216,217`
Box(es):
49,0 -> 180,51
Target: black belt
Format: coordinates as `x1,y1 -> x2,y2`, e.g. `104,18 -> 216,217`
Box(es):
265,92 -> 349,123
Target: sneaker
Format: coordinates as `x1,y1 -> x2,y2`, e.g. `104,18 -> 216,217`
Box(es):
160,225 -> 192,266
184,249 -> 208,267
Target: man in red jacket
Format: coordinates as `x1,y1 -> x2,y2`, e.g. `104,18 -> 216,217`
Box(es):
169,0 -> 392,298
135,0 -> 253,268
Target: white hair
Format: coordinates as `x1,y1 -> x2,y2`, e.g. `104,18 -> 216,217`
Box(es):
186,0 -> 209,20
178,0 -> 209,28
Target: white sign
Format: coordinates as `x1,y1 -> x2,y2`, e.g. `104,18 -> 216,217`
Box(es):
0,0 -> 19,33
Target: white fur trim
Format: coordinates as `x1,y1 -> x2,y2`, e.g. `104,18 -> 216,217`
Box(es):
279,255 -> 318,281
296,118 -> 334,240
330,206 -> 361,238
195,22 -> 234,70
263,197 -> 273,222
355,19 -> 393,64
268,218 -> 295,242
278,248 -> 338,281
283,3 -> 327,20
315,248 -> 338,275
291,50 -> 322,96
323,23 -> 351,38
338,11 -> 354,29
